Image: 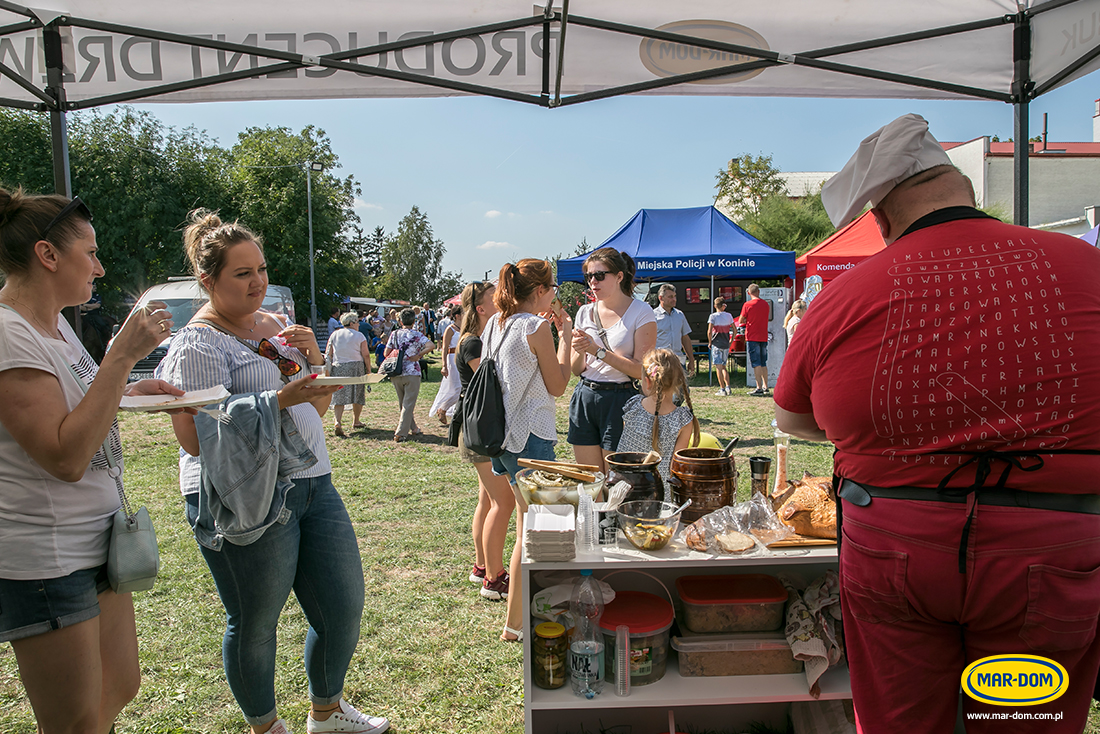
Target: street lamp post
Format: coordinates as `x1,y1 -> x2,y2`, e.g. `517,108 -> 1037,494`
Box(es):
305,161 -> 323,331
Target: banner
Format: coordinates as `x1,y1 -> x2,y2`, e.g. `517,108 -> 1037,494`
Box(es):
0,1 -> 1096,106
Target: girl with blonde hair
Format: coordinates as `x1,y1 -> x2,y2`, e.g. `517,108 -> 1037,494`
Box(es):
616,348 -> 700,494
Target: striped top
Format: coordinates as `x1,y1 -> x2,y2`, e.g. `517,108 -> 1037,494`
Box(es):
156,325 -> 331,496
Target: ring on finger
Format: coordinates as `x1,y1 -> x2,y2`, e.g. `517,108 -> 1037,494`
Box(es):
159,320 -> 168,333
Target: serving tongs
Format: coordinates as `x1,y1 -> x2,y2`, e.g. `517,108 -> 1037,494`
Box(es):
517,458 -> 600,482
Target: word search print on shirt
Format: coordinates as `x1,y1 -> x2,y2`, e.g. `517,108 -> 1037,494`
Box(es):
872,237 -> 1074,462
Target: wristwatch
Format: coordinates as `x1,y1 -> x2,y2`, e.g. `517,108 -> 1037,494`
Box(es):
595,347 -> 607,361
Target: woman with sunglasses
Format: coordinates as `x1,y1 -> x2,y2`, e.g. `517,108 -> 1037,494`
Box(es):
157,210 -> 389,734
569,248 -> 656,474
0,188 -> 187,733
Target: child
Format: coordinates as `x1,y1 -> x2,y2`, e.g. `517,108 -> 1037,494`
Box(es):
616,348 -> 701,499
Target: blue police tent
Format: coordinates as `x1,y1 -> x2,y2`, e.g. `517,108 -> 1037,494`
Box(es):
556,206 -> 796,284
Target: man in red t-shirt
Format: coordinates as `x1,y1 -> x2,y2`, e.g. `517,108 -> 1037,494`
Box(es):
738,283 -> 770,396
775,114 -> 1100,733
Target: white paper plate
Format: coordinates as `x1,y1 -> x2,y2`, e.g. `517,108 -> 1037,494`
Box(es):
310,374 -> 386,385
119,385 -> 230,412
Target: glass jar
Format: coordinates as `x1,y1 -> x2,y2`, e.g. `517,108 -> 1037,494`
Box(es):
533,622 -> 568,689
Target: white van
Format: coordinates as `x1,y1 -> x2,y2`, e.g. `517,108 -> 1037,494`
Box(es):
124,277 -> 296,381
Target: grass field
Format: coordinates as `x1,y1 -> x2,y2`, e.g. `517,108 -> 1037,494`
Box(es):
0,362 -> 1097,733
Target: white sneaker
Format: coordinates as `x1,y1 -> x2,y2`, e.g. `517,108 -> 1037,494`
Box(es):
267,720 -> 293,734
307,700 -> 390,734
714,389 -> 726,396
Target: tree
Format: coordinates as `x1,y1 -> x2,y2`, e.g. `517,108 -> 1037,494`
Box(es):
379,205 -> 448,304
362,225 -> 387,282
714,153 -> 787,221
229,125 -> 365,318
552,237 -> 592,320
739,191 -> 836,254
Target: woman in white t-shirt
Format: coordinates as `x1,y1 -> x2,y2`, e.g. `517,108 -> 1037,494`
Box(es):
0,188 -> 187,731
568,248 -> 657,474
325,310 -> 371,436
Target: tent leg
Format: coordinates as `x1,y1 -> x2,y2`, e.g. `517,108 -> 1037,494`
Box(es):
1012,12 -> 1031,227
43,24 -> 81,340
708,275 -> 714,389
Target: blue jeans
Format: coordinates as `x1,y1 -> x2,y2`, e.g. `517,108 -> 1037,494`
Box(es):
186,474 -> 365,726
491,434 -> 556,482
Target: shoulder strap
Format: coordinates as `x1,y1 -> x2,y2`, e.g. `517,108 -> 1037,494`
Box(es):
589,304 -> 612,350
191,318 -> 261,355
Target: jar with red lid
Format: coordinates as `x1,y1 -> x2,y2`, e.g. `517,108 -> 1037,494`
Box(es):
598,590 -> 674,686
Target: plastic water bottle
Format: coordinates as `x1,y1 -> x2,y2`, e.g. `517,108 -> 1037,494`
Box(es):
569,569 -> 605,699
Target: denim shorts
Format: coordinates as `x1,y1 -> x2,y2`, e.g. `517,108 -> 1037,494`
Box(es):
747,340 -> 768,367
567,380 -> 638,450
710,345 -> 729,366
0,563 -> 110,642
492,434 -> 556,482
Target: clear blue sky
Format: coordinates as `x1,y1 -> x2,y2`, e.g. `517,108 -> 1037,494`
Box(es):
128,71 -> 1099,284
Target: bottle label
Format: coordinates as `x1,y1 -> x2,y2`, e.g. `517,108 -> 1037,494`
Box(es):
569,645 -> 604,683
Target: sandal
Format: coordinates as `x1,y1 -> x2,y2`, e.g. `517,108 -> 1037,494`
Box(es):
334,425 -> 345,437
352,423 -> 366,429
394,435 -> 406,443
501,625 -> 523,643
410,428 -> 423,436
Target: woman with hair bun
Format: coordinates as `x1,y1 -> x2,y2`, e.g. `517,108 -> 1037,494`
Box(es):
158,209 -> 388,734
0,186 -> 186,732
569,247 -> 656,474
488,258 -> 572,641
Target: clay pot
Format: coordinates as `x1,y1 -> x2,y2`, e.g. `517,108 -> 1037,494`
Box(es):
669,448 -> 737,523
605,452 -> 664,504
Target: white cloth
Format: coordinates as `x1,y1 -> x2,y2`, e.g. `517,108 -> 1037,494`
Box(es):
0,311 -> 121,580
574,299 -> 656,383
429,330 -> 461,418
326,327 -> 367,365
482,312 -> 557,453
820,113 -> 952,226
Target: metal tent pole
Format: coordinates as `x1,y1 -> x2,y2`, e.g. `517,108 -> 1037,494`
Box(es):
1012,12 -> 1032,227
43,23 -> 81,338
709,274 -> 714,389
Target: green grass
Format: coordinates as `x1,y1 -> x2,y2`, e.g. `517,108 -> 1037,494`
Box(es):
0,360 -> 1097,733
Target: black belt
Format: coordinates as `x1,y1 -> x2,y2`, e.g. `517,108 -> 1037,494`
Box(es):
838,478 -> 1100,573
580,378 -> 635,391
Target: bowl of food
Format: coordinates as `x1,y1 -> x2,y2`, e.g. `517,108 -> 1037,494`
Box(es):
515,469 -> 606,507
615,500 -> 683,551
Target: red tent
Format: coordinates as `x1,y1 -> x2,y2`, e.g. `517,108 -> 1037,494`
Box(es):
795,211 -> 885,298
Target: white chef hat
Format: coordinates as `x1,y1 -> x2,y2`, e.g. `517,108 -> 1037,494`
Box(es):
820,113 -> 952,227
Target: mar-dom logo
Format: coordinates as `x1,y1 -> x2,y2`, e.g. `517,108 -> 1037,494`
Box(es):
639,20 -> 770,85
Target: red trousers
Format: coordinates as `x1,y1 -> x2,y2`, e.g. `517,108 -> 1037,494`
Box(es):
840,497 -> 1100,733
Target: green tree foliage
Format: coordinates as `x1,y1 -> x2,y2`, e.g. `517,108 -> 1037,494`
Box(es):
229,125 -> 364,318
739,191 -> 836,254
379,205 -> 448,304
714,153 -> 787,221
552,236 -> 591,320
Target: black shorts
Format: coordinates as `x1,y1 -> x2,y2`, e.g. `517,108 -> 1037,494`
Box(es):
567,379 -> 638,450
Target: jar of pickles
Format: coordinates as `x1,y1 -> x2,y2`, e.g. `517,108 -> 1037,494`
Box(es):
533,622 -> 568,689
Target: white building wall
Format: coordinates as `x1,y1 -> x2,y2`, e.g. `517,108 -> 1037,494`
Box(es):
945,138 -> 989,208
984,156 -> 1100,234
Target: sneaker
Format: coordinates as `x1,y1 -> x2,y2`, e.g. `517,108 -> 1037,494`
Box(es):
307,699 -> 389,734
469,564 -> 486,584
268,720 -> 293,734
714,389 -> 727,396
747,388 -> 764,396
480,570 -> 510,601
724,387 -> 732,396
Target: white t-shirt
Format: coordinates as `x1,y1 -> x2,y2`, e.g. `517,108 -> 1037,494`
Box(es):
708,311 -> 735,350
482,313 -> 557,453
785,315 -> 802,343
327,327 -> 367,365
0,310 -> 121,580
574,299 -> 656,383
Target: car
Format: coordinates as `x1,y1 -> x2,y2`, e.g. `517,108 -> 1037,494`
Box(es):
121,277 -> 296,382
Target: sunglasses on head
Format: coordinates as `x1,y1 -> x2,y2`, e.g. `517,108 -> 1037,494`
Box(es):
40,197 -> 93,241
256,338 -> 302,377
584,270 -> 611,283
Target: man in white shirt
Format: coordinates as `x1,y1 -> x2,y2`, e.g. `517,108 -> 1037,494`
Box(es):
652,284 -> 695,376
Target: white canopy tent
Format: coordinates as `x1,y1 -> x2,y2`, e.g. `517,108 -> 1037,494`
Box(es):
1,0 -> 1098,222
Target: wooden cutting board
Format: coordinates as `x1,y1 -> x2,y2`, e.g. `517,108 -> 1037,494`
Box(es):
767,534 -> 837,548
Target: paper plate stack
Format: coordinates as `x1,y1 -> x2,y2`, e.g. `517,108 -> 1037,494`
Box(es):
524,505 -> 576,562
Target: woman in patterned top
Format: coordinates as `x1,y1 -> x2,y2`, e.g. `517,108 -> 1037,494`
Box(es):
383,308 -> 435,442
0,187 -> 185,732
616,348 -> 700,495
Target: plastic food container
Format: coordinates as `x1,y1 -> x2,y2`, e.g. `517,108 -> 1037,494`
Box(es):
599,591 -> 674,686
672,630 -> 803,677
515,469 -> 605,507
675,574 -> 787,633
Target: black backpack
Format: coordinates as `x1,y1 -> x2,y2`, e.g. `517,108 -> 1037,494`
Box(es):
461,318 -> 515,458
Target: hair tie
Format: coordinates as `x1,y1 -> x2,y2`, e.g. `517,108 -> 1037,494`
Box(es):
509,263 -> 519,276
646,363 -> 660,380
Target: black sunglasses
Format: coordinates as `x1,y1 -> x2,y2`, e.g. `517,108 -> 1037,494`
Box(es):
40,197 -> 93,241
584,270 -> 611,283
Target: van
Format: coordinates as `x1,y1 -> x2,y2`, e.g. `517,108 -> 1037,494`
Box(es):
124,278 -> 296,381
